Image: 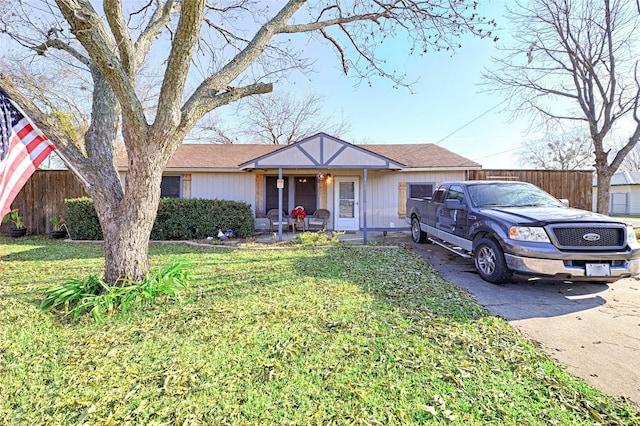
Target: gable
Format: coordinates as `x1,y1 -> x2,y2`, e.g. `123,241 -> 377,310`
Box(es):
239,133 -> 405,170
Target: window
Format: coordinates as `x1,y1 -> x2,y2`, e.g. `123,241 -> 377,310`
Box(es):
265,175 -> 318,215
161,175 -> 181,198
432,187 -> 446,203
446,185 -> 465,202
265,176 -> 289,214
294,176 -> 317,213
408,183 -> 434,199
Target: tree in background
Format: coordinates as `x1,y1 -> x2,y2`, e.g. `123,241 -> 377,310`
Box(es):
518,127 -> 594,170
0,1 -> 496,284
619,146 -> 640,172
485,0 -> 640,214
196,91 -> 350,145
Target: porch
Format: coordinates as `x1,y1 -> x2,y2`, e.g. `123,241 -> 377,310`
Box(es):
240,133 -> 405,242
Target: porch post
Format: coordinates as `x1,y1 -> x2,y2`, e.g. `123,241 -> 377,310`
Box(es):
278,168 -> 283,241
363,168 -> 368,243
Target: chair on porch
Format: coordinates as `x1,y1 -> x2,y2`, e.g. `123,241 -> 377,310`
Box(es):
307,209 -> 330,231
267,209 -> 289,232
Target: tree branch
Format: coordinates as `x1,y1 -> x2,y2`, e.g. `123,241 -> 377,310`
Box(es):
134,0 -> 177,68
178,82 -> 273,139
104,0 -> 135,75
55,0 -> 147,135
153,0 -> 204,135
185,0 -> 306,119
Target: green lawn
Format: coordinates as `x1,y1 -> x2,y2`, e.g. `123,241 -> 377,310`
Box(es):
1,236 -> 638,425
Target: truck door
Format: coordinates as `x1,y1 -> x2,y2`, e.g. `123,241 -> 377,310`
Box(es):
436,185 -> 468,237
427,186 -> 446,225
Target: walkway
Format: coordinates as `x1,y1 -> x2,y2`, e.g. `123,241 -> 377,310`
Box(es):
253,230 -> 412,244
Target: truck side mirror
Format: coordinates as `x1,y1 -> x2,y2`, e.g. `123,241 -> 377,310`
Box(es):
445,199 -> 465,210
559,199 -> 570,206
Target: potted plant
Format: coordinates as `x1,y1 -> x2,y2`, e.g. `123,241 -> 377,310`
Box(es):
2,208 -> 27,237
49,216 -> 68,239
291,206 -> 306,223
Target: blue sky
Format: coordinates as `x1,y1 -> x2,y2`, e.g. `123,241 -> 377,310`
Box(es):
285,0 -> 530,169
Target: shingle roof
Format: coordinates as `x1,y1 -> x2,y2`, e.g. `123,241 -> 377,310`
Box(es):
116,144 -> 281,169
118,142 -> 481,170
362,144 -> 481,168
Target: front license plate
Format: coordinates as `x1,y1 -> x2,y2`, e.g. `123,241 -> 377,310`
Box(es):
586,263 -> 611,277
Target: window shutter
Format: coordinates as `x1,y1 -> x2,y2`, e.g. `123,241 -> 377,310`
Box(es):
398,181 -> 407,218
255,174 -> 264,216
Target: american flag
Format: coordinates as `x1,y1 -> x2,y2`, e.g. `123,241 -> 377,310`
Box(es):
0,87 -> 56,218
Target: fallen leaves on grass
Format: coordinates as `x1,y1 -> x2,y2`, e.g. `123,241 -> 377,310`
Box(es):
1,238 -> 638,424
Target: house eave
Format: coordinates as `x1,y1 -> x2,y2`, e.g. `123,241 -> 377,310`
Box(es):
118,167 -> 246,173
398,166 -> 483,172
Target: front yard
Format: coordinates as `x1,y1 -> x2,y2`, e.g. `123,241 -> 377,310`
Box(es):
0,236 -> 638,424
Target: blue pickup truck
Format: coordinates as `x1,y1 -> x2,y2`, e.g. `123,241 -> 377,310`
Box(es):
406,180 -> 640,284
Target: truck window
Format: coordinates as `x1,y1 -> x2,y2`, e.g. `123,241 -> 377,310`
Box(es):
432,187 -> 447,203
446,185 -> 465,202
467,182 -> 564,207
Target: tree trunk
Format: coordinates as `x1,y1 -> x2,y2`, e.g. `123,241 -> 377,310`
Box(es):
596,172 -> 612,215
93,148 -> 165,285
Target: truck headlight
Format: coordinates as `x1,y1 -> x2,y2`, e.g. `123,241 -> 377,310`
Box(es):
627,225 -> 638,243
509,226 -> 550,242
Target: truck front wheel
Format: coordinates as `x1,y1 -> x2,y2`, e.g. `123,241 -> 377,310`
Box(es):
411,216 -> 427,243
474,237 -> 513,284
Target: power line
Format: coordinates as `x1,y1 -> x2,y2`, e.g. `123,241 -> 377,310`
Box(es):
472,146 -> 521,161
434,99 -> 508,145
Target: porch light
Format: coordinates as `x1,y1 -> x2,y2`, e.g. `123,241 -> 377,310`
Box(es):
317,172 -> 326,181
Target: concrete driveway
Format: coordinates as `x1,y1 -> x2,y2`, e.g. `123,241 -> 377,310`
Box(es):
409,239 -> 640,407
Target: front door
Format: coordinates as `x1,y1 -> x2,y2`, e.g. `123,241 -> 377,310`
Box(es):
334,176 -> 359,230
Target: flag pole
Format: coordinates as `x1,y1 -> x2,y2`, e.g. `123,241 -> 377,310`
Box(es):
6,97 -> 93,190
51,149 -> 93,190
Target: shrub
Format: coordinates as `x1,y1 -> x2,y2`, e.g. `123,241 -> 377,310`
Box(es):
64,197 -> 103,240
151,198 -> 254,240
64,197 -> 254,240
294,230 -> 345,246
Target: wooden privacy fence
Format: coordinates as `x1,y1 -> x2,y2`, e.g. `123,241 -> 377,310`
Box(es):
1,170 -> 88,235
468,169 -> 593,211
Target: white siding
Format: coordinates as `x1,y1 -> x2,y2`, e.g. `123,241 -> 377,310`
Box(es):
320,170 -> 466,229
172,169 -> 466,229
361,170 -> 466,229
594,185 -> 640,214
190,172 -> 255,207
630,188 -> 640,214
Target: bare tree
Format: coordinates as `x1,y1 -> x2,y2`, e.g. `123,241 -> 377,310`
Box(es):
518,128 -> 594,170
242,91 -> 350,145
485,0 -> 640,214
619,147 -> 640,172
198,91 -> 350,144
0,0 -> 495,284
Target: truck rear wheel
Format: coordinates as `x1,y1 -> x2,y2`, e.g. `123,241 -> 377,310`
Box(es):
411,216 -> 427,243
474,237 -> 513,284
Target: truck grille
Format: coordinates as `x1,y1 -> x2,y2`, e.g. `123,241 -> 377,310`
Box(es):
548,224 -> 626,250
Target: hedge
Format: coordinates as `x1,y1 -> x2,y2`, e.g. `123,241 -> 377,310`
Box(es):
64,197 -> 254,240
64,197 -> 103,240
